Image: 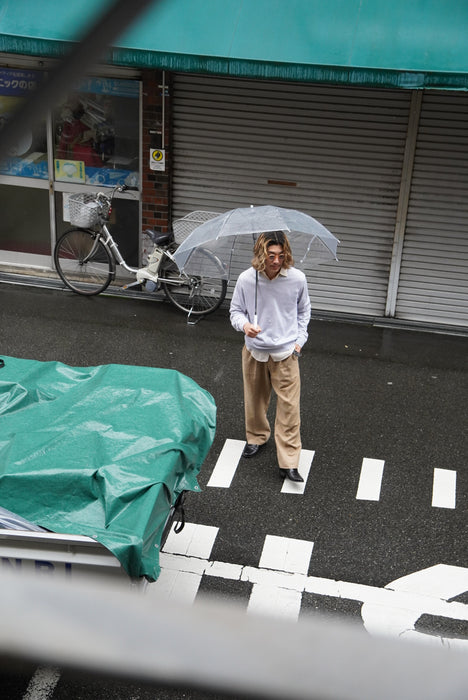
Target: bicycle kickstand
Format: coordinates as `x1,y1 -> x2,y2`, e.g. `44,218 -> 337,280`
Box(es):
186,307 -> 203,325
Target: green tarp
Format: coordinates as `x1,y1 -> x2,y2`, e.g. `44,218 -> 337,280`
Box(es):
1,0 -> 468,89
0,356 -> 216,581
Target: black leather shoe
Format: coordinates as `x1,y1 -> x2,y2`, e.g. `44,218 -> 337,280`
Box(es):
242,443 -> 265,458
279,468 -> 304,482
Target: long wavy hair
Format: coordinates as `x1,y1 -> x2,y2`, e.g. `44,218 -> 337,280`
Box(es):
252,231 -> 294,272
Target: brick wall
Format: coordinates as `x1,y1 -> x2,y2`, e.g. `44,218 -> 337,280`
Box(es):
141,70 -> 172,236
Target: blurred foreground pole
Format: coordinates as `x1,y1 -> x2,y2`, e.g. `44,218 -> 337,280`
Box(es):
0,0 -> 158,162
0,570 -> 468,700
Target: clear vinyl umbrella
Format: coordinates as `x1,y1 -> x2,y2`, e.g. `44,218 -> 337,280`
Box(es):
172,205 -> 339,281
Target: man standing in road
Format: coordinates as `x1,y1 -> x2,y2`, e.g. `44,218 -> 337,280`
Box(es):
230,231 -> 311,482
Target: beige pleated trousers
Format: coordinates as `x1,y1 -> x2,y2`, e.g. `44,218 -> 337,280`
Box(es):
242,345 -> 302,469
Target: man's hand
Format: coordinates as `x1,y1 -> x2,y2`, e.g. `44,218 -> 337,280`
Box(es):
243,322 -> 261,338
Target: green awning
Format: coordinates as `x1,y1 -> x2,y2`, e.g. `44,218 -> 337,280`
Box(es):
2,0 -> 468,89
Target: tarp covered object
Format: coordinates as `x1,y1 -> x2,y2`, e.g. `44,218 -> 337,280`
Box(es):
0,356 -> 216,581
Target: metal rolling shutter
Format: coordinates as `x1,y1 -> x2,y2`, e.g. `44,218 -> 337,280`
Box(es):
172,75 -> 411,315
395,91 -> 468,327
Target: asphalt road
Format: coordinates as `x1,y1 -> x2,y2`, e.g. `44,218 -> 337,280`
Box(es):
0,281 -> 467,699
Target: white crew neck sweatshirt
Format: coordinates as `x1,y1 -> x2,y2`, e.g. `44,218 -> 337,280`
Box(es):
230,266 -> 311,358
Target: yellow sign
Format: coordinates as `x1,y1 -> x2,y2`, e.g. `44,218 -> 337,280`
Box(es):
55,159 -> 85,182
149,148 -> 165,171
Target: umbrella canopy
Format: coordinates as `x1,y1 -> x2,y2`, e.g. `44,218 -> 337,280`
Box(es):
172,205 -> 339,280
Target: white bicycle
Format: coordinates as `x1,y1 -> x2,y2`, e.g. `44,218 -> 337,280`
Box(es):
54,186 -> 227,316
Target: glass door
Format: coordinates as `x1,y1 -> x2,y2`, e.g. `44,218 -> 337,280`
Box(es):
0,67 -> 51,269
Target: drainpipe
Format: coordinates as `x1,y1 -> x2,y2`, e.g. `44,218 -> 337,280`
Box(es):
385,90 -> 423,317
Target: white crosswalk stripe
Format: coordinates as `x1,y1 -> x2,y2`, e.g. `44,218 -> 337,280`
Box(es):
281,449 -> 315,494
432,468 -> 457,508
356,458 -> 385,501
207,438 -> 245,488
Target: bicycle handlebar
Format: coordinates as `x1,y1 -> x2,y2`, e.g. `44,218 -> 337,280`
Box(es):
96,183 -> 128,203
94,184 -> 129,219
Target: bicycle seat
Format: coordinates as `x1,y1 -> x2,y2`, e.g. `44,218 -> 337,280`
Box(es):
145,229 -> 172,246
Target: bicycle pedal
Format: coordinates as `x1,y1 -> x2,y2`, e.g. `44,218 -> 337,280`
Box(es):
122,281 -> 142,290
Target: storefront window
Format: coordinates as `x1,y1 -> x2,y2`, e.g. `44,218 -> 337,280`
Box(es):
0,68 -> 140,272
0,68 -> 48,179
54,77 -> 140,189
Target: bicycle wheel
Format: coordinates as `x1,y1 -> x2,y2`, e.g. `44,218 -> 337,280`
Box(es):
54,229 -> 115,296
160,249 -> 227,315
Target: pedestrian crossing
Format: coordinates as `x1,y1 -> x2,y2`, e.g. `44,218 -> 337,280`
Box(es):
207,439 -> 458,508
150,438 -> 466,645
154,524 -> 468,651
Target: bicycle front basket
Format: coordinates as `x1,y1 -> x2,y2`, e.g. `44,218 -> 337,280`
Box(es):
68,193 -> 101,228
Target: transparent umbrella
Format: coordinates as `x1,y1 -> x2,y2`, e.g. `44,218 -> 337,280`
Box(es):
172,205 -> 339,281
